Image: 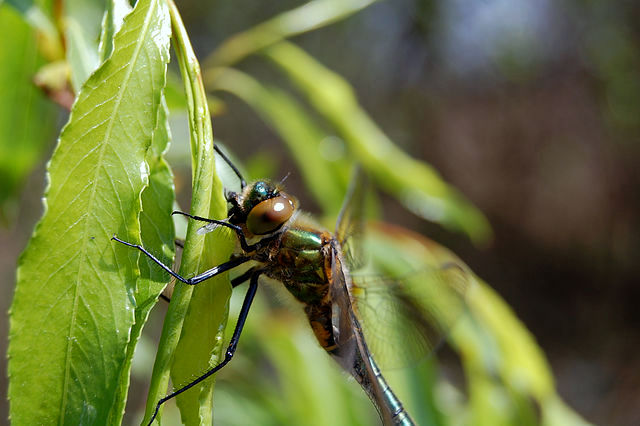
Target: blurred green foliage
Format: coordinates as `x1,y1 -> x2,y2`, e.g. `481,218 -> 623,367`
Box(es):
0,4 -> 56,222
3,0 -> 604,425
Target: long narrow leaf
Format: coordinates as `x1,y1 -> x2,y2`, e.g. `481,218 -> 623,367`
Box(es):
263,42 -> 492,244
365,225 -> 590,426
8,0 -> 171,423
208,67 -> 347,215
204,0 -> 379,68
143,2 -> 234,424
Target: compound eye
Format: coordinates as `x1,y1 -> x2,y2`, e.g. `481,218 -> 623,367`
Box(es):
246,194 -> 295,235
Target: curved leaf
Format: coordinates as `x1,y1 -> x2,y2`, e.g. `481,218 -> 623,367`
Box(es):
143,2 -> 234,424
98,0 -> 132,62
64,0 -> 105,92
8,0 -> 171,423
203,0 -> 379,68
263,41 -> 492,244
114,97 -> 175,423
208,67 -> 348,215
364,224 -> 591,426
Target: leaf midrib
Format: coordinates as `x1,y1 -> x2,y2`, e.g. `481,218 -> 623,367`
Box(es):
58,1 -> 159,422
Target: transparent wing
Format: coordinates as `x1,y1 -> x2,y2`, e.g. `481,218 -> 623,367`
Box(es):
197,221 -> 223,235
335,166 -> 367,271
193,221 -> 237,248
327,249 -> 359,372
352,262 -> 472,370
328,246 -> 395,426
335,166 -> 472,369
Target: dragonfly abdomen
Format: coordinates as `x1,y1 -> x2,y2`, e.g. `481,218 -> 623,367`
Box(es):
368,354 -> 416,426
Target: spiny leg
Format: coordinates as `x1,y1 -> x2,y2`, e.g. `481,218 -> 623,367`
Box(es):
111,235 -> 251,285
146,269 -> 261,425
171,211 -> 279,253
158,267 -> 256,303
154,240 -> 185,302
170,211 -> 256,252
147,244 -> 256,303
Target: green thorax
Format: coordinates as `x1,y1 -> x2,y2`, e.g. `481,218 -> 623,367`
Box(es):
261,218 -> 332,305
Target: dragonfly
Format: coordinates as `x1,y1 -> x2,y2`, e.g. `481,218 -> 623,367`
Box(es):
112,146 -> 469,425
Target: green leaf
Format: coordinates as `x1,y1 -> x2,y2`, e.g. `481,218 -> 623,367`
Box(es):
0,5 -> 56,220
143,2 -> 234,424
4,0 -> 62,60
263,41 -> 492,244
64,0 -> 106,92
112,97 -> 175,424
98,0 -> 132,62
363,224 -> 590,426
169,57 -> 232,426
204,0 -> 379,68
8,0 -> 171,424
454,282 -> 564,425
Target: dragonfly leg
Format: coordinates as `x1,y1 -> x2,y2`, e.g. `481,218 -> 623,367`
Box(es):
111,235 -> 250,285
171,211 -> 274,253
158,267 -> 255,304
231,268 -> 256,288
146,269 -> 261,426
172,210 -> 280,254
170,211 -> 254,251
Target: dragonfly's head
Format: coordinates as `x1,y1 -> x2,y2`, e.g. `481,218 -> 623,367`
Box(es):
228,180 -> 297,235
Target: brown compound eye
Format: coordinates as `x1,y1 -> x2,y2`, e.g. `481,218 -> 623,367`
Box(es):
246,194 -> 295,235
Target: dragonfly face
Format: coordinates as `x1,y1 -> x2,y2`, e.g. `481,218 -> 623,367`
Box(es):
227,180 -> 297,236
112,150 -> 465,426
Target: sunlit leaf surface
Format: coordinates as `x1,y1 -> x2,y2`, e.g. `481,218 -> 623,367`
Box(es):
143,3 -> 235,424
8,0 -> 171,423
115,97 -> 176,422
64,0 -> 104,92
98,0 -> 132,62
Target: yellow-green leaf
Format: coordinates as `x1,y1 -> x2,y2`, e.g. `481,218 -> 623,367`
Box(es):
263,41 -> 492,244
8,0 -> 171,423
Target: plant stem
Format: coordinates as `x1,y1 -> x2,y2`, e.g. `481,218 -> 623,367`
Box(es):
142,1 -> 231,424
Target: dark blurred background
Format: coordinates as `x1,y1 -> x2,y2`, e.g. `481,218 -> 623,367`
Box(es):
2,0 -> 640,425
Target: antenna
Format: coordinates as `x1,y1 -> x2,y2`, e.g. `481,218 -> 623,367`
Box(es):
279,172 -> 291,186
214,144 -> 246,189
